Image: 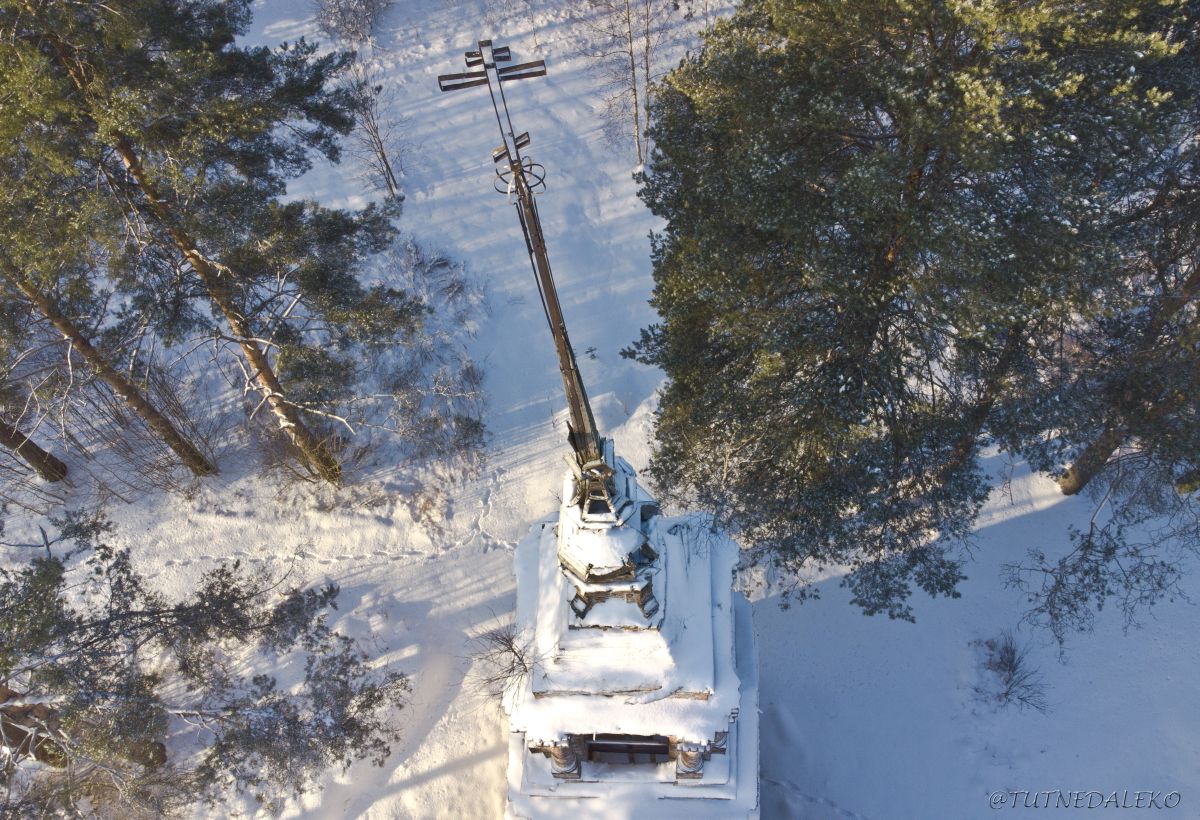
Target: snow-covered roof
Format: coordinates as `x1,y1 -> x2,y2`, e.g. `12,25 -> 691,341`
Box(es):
557,512 -> 642,579
507,477 -> 744,744
504,593 -> 760,819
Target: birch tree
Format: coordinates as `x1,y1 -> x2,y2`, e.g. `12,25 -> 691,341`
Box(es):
581,0 -> 677,165
346,63 -> 404,201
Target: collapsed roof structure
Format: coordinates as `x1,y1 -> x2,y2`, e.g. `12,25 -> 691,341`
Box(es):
439,39 -> 759,819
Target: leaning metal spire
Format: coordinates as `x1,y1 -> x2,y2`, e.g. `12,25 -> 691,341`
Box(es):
438,39 -> 612,504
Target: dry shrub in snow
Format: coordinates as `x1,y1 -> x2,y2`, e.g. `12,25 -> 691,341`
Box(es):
973,631 -> 1049,713
469,622 -> 539,699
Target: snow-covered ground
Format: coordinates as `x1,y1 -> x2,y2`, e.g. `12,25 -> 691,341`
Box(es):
7,0 -> 1199,817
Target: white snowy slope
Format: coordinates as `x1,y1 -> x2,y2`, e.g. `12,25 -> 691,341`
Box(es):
5,0 -> 1197,818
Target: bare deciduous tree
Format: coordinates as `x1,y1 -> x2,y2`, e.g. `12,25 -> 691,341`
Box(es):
216,236 -> 486,491
580,0 -> 677,166
348,63 -> 405,201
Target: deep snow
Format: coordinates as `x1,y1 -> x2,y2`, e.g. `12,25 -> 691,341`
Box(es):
4,0 -> 1198,818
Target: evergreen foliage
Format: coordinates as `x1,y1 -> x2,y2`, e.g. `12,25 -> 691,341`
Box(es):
0,0 -> 451,483
0,511 -> 408,816
633,0 -> 1198,626
0,20 -> 218,480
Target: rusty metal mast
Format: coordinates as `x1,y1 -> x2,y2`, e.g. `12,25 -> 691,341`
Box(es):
438,40 -> 609,481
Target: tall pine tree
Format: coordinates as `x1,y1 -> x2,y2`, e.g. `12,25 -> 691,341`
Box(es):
0,64 -> 217,479
3,0 -> 421,483
633,0 -> 1194,621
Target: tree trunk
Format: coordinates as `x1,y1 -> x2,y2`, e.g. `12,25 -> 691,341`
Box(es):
0,415 -> 68,481
23,25 -> 337,483
1176,466 -> 1200,494
1058,422 -> 1128,496
641,0 -> 653,156
937,322 -> 1026,483
624,1 -> 644,165
0,260 -> 217,477
111,137 -> 342,484
1058,264 -> 1200,495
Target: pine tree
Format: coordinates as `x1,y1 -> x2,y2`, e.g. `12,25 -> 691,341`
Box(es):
0,2 -> 221,478
2,0 -> 422,483
0,511 -> 408,816
633,0 -> 1194,621
0,415 -> 67,482
0,188 -> 217,479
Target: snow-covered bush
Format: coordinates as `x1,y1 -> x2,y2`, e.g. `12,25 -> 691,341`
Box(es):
313,0 -> 394,45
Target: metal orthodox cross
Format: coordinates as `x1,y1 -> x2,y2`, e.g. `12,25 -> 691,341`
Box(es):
438,40 -> 612,493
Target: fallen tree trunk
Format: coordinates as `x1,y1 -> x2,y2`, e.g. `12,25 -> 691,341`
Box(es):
112,137 -> 342,484
0,416 -> 68,481
0,259 -> 217,477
